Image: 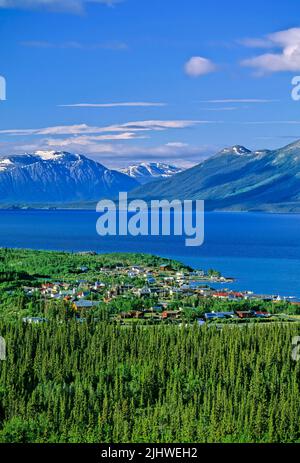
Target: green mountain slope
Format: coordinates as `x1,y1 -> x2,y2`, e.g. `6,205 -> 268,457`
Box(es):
130,142 -> 300,212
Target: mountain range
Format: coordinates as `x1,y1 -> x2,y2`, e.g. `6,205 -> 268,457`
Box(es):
130,141 -> 300,212
1,140 -> 300,212
119,162 -> 183,184
0,151 -> 138,203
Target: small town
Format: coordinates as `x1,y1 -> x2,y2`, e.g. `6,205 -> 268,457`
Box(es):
14,253 -> 299,325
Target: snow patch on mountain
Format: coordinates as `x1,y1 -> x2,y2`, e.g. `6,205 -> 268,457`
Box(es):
0,151 -> 138,203
219,145 -> 252,156
120,162 -> 184,184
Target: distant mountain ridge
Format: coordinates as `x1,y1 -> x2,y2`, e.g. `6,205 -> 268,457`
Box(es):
2,141 -> 300,212
130,141 -> 300,212
0,151 -> 138,203
119,162 -> 184,184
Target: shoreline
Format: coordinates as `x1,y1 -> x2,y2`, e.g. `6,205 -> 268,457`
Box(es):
0,213 -> 299,301
1,206 -> 300,216
0,246 -> 296,303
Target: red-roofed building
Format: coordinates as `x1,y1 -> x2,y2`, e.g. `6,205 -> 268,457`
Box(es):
236,311 -> 253,319
213,292 -> 229,299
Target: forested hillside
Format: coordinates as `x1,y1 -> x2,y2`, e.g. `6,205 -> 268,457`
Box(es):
0,322 -> 299,443
0,249 -> 299,444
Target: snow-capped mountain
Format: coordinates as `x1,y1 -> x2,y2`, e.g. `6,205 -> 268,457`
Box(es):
131,140 -> 300,212
120,162 -> 184,184
218,145 -> 252,156
0,151 -> 138,203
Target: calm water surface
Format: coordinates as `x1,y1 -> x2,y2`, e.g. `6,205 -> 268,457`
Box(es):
0,210 -> 299,299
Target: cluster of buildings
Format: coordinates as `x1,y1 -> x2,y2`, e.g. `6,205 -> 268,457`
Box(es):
204,310 -> 271,321
20,262 -> 287,324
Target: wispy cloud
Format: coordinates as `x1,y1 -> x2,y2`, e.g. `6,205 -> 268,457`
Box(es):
44,133 -> 147,148
21,40 -> 128,50
0,0 -> 121,14
243,120 -> 300,125
203,99 -> 278,103
238,38 -> 274,49
255,135 -> 300,141
0,120 -> 217,137
0,117 -> 225,168
59,102 -> 166,108
0,118 -> 220,167
200,106 -> 238,111
241,27 -> 300,73
164,142 -> 188,148
184,56 -> 217,77
0,138 -> 216,168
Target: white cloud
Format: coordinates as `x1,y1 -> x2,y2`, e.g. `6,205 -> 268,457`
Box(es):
238,38 -> 274,49
165,142 -> 188,148
21,40 -> 128,50
243,120 -> 300,125
241,27 -> 300,73
0,120 -> 215,137
45,133 -> 147,146
0,136 -> 216,168
0,119 -> 222,167
184,56 -> 216,77
200,107 -> 238,111
203,99 -> 278,103
59,102 -> 166,108
0,0 -> 120,13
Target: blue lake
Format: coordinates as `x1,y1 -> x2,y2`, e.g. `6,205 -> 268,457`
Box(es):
0,210 -> 300,299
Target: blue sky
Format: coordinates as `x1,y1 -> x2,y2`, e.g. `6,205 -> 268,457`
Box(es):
1,0 -> 300,167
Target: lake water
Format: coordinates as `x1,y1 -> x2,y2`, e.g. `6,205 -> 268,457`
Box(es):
0,210 -> 300,299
